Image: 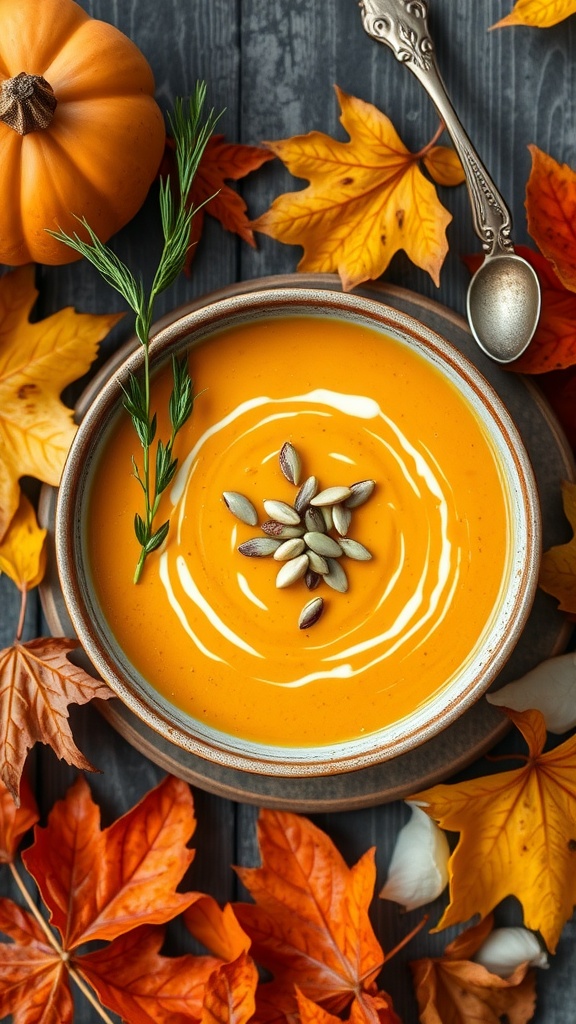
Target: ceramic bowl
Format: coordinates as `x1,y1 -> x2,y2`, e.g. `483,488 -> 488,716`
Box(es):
55,285 -> 541,776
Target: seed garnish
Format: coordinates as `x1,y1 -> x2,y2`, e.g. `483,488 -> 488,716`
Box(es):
299,597 -> 324,630
223,491 -> 258,526
222,442 -> 376,628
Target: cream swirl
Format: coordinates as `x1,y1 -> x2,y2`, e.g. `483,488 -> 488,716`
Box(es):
159,389 -> 461,690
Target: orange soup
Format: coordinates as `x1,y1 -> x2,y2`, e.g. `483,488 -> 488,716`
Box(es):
87,314 -> 510,748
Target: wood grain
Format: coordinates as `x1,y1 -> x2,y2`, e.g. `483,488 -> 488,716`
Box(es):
1,1 -> 575,1021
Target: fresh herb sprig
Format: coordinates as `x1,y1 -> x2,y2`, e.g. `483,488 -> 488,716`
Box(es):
50,82 -> 221,583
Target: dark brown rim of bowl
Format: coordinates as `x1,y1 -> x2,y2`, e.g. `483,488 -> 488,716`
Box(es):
55,286 -> 542,776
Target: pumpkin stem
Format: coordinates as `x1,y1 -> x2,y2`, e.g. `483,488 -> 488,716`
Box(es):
0,72 -> 57,135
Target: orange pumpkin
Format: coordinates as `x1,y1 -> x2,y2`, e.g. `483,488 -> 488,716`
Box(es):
0,0 -> 166,265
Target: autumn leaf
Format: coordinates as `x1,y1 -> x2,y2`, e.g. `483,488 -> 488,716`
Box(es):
0,637 -> 113,803
0,776 -> 38,862
492,0 -> 576,29
185,894 -> 252,962
0,264 -> 123,541
0,776 -> 212,1023
525,145 -> 576,293
410,708 -> 576,952
296,987 -> 401,1024
79,924 -> 221,1023
200,951 -> 259,1024
23,774 -> 198,946
162,133 -> 274,271
539,479 -> 576,613
233,809 -> 395,1020
410,915 -> 537,1024
537,366 -> 576,452
0,897 -> 74,1022
251,86 -> 462,291
464,245 -> 576,373
0,492 -> 46,591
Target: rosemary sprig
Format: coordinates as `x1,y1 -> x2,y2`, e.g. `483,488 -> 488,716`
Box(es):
49,82 -> 221,583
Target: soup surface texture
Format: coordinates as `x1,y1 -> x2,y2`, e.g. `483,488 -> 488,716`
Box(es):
87,314 -> 510,749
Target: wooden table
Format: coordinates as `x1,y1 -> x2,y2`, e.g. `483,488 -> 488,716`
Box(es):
2,1 -> 575,1020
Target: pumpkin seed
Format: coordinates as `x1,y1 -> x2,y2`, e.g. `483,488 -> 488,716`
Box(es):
222,490 -> 258,526
339,537 -> 373,560
304,531 -> 342,558
307,550 -> 329,575
310,485 -> 352,507
305,569 -> 321,590
294,474 -> 318,513
332,504 -> 352,536
273,537 -> 306,561
324,557 -> 349,593
238,537 -> 281,557
276,553 -> 309,588
344,479 -> 376,509
279,441 -> 302,485
304,507 -> 325,533
263,499 -> 301,525
298,596 -> 324,630
320,504 -> 334,532
261,520 -> 305,539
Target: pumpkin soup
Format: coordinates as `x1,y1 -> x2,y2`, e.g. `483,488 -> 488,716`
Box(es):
87,314 -> 511,748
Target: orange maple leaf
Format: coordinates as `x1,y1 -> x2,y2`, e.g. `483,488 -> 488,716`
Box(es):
410,915 -> 537,1024
185,894 -> 252,963
200,951 -> 259,1024
492,0 -> 576,28
162,133 -> 274,271
0,265 -> 123,541
539,479 -> 576,614
23,774 -> 197,945
410,708 -> 576,952
0,637 -> 113,803
0,776 -> 216,1023
251,86 -> 464,292
79,924 -> 221,1022
233,809 -> 396,1021
525,145 -> 576,294
0,775 -> 38,863
296,987 -> 401,1024
464,245 -> 576,373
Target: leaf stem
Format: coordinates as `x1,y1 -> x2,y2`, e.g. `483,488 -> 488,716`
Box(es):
9,862 -> 115,1024
9,860 -> 61,955
15,585 -> 27,643
416,119 -> 447,159
68,966 -> 117,1024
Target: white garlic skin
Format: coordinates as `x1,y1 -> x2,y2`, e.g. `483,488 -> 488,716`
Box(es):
487,652 -> 576,733
474,927 -> 549,978
379,801 -> 449,911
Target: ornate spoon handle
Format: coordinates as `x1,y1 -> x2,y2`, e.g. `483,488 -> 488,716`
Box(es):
359,0 -> 514,258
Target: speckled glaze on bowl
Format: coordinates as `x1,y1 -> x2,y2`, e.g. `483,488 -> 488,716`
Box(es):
55,287 -> 541,776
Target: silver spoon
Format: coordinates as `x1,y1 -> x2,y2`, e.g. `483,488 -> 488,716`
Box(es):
359,0 -> 541,364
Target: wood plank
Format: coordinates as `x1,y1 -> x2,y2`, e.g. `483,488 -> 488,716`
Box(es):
0,0 -> 574,1021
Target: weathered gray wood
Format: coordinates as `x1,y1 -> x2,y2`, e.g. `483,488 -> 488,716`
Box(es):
0,1 -> 575,1022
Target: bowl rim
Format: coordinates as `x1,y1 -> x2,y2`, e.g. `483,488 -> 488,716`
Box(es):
55,284 -> 542,776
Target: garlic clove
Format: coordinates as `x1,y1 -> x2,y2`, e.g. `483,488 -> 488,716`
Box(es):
473,926 -> 549,978
487,652 -> 576,733
379,801 -> 449,911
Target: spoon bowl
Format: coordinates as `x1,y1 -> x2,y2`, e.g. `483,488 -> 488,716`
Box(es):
467,253 -> 542,364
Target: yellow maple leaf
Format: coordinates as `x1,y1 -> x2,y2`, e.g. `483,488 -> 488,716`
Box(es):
252,86 -> 462,291
0,492 -> 46,592
492,0 -> 576,28
0,265 -> 123,541
539,479 -> 576,614
410,708 -> 576,952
